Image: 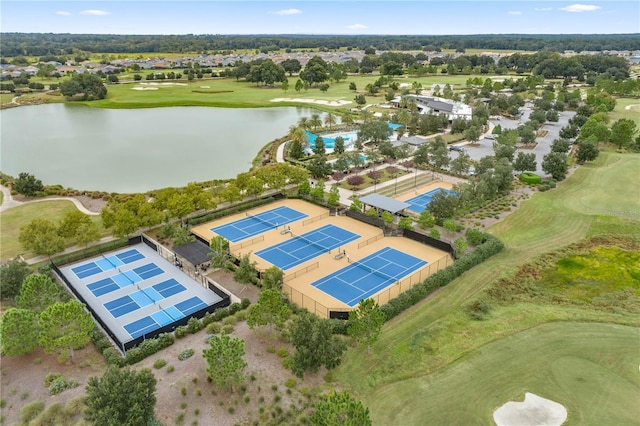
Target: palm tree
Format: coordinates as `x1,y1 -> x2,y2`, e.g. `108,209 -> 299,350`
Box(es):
309,113 -> 322,131
396,109 -> 412,134
297,116 -> 309,130
341,113 -> 355,128
324,112 -> 337,130
288,125 -> 307,159
360,109 -> 373,123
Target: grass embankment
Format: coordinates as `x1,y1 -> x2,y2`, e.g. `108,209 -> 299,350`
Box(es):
0,201 -> 105,261
334,151 -> 640,424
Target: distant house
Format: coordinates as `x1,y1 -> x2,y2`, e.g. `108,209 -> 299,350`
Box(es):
23,66 -> 39,75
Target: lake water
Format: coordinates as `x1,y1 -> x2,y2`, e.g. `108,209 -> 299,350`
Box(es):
1,104 -> 315,193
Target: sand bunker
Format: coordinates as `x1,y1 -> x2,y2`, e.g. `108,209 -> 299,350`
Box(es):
200,85 -> 211,88
494,393 -> 567,426
138,82 -> 187,87
132,87 -> 159,91
270,97 -> 352,106
624,104 -> 640,111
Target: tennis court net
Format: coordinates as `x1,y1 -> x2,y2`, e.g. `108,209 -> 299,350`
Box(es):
349,258 -> 398,283
102,254 -> 116,268
291,232 -> 330,254
246,212 -> 277,229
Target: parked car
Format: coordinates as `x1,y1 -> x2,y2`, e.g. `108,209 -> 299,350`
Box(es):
484,134 -> 496,140
449,145 -> 466,152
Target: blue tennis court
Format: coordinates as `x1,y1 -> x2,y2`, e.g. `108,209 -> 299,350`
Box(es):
255,224 -> 360,270
406,187 -> 453,213
211,206 -> 308,242
71,249 -> 146,279
312,247 -> 427,307
123,296 -> 208,339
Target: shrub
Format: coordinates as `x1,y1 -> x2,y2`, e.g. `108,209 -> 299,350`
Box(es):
174,325 -> 189,339
167,365 -> 175,373
519,172 -> 542,185
201,312 -> 215,327
241,298 -> 251,309
284,378 -> 296,388
222,315 -> 237,326
277,348 -> 289,358
213,307 -> 229,321
206,322 -> 222,334
221,324 -> 234,334
465,228 -> 484,246
178,349 -> 195,361
228,302 -> 242,315
186,317 -> 203,334
103,347 -> 124,367
44,372 -> 62,387
49,376 -> 78,395
20,400 -> 45,424
234,310 -> 247,321
465,299 -> 492,320
153,359 -> 167,369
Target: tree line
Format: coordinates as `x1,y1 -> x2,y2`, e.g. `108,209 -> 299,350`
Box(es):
2,33 -> 639,57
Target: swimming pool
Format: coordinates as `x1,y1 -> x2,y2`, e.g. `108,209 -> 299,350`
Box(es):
306,131 -> 359,151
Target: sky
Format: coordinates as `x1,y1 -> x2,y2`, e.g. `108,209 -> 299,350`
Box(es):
1,1 -> 638,35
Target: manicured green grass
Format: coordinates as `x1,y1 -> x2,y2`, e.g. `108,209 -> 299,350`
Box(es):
334,151 -> 640,423
369,322 -> 639,426
609,97 -> 640,127
81,74 -> 482,110
0,201 -> 104,261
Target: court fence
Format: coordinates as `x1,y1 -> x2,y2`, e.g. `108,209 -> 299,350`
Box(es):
282,253 -> 453,319
357,232 -> 384,249
403,229 -> 455,257
229,235 -> 265,252
283,262 -> 319,283
345,209 -> 386,229
282,283 -> 337,319
302,211 -> 330,226
51,234 -> 232,354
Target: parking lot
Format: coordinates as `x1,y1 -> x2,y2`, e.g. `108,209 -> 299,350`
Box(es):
449,106 -> 576,177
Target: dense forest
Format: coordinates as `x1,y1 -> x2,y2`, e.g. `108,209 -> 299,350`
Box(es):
1,33 -> 639,57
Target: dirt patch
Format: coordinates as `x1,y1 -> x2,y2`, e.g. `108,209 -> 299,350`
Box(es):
0,345 -> 107,425
0,269 -> 329,425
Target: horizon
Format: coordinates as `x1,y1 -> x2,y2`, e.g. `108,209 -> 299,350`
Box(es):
1,1 -> 639,36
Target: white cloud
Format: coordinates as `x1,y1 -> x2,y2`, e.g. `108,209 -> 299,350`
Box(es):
559,4 -> 602,12
80,10 -> 110,16
346,24 -> 367,30
508,11 -> 523,15
534,7 -> 553,11
273,8 -> 302,15
55,11 -> 71,16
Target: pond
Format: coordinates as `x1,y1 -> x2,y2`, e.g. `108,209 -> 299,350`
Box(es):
1,104 -> 316,193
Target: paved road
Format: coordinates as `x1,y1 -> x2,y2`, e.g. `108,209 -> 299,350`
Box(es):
0,185 -> 100,215
450,107 -> 575,177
